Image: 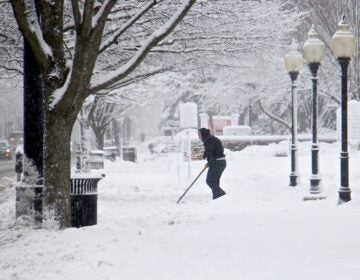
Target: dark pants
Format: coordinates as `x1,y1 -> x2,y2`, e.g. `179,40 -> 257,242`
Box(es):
206,160 -> 226,199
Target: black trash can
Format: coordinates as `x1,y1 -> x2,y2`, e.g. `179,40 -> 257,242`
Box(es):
122,147 -> 137,162
70,177 -> 101,228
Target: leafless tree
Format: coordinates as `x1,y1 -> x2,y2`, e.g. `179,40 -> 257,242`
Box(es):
9,0 -> 196,228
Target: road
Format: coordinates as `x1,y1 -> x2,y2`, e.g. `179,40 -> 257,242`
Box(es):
0,160 -> 15,204
0,159 -> 15,180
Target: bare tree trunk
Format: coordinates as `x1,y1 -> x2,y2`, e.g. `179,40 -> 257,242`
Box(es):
94,129 -> 105,150
10,0 -> 197,229
43,111 -> 73,228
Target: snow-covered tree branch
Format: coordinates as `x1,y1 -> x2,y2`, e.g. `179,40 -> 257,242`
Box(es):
10,0 -> 52,69
90,0 -> 196,93
7,0 -> 198,228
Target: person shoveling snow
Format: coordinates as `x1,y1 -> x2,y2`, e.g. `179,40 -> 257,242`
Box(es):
177,128 -> 227,203
198,128 -> 227,200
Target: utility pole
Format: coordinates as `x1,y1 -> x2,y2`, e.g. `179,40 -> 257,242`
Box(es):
16,0 -> 44,222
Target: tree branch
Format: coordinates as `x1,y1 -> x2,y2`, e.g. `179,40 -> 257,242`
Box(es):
89,0 -> 196,94
92,0 -> 117,31
96,66 -> 174,93
10,0 -> 50,69
81,0 -> 95,36
71,0 -> 81,33
0,64 -> 23,74
257,100 -> 291,130
99,0 -> 157,54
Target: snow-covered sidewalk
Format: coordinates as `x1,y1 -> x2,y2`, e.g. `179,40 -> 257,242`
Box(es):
1,142 -> 360,280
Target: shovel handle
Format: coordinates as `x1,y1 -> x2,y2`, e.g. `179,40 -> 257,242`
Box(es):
176,166 -> 207,204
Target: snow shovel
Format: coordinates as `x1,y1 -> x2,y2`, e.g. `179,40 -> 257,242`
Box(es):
176,166 -> 207,204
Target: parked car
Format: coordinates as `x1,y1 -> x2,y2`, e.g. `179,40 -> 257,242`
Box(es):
7,131 -> 24,149
0,140 -> 13,160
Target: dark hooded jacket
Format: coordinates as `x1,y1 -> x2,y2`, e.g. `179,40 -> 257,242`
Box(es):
199,128 -> 225,163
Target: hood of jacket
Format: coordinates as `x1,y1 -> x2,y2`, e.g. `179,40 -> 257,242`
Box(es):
199,128 -> 211,141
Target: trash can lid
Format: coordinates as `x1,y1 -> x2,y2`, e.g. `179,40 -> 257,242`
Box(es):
71,172 -> 103,180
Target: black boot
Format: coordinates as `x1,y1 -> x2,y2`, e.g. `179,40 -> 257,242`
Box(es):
212,188 -> 226,200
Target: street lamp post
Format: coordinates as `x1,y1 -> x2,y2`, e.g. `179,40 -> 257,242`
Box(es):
331,16 -> 356,203
284,41 -> 304,186
303,25 -> 325,195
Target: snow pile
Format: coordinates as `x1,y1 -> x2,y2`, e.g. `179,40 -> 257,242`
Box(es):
1,141 -> 360,280
0,177 -> 13,192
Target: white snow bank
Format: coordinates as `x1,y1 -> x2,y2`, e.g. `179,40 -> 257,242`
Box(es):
1,141 -> 360,280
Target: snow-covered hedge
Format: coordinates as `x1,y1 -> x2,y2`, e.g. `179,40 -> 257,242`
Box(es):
190,134 -> 337,160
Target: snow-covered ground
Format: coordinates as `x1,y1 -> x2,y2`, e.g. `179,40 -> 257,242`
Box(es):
1,141 -> 360,280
